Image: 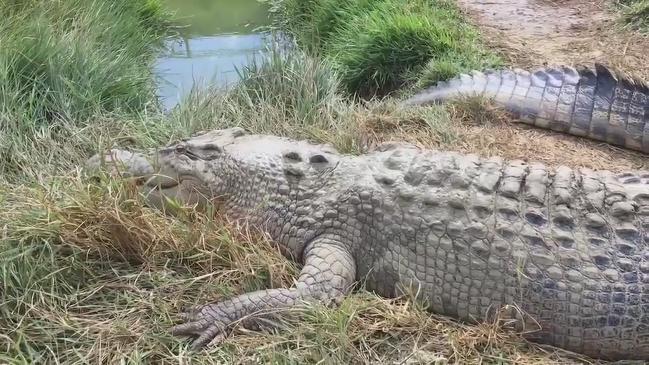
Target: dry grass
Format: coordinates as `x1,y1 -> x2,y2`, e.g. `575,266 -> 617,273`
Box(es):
355,97 -> 648,173
443,98 -> 648,171
0,176 -> 297,363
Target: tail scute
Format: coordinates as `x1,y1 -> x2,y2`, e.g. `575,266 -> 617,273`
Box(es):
402,63 -> 649,153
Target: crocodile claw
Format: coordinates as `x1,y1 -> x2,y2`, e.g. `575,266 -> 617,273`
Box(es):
171,303 -> 234,350
188,323 -> 227,350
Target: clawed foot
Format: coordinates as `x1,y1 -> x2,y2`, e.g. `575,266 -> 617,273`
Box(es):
170,240 -> 356,350
170,297 -> 299,350
171,303 -> 239,350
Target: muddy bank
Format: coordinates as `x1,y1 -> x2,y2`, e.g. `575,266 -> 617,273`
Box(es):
457,0 -> 649,80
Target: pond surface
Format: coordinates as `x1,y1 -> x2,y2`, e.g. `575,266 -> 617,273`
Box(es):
155,0 -> 271,110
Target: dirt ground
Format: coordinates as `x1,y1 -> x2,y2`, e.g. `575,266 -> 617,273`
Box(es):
445,0 -> 649,172
457,0 -> 649,77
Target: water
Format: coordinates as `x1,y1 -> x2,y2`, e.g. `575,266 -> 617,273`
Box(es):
155,0 -> 272,110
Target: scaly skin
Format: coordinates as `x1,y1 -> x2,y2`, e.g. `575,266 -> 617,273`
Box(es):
86,128 -> 649,361
403,63 -> 649,153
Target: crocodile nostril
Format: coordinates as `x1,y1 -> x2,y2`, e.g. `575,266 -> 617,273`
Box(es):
283,151 -> 302,161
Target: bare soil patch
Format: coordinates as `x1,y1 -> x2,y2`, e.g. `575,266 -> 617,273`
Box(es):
457,0 -> 649,78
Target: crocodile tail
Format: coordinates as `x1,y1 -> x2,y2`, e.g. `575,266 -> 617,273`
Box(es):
403,63 -> 649,153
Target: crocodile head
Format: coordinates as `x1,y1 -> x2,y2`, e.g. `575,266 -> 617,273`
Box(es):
142,127 -> 249,211
143,127 -> 341,214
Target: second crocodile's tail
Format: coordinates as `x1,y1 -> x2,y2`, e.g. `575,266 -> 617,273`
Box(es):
403,63 -> 649,153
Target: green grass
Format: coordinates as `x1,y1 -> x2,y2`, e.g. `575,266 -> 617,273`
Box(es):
266,0 -> 377,53
266,0 -> 503,96
615,0 -> 649,30
0,0 -> 176,182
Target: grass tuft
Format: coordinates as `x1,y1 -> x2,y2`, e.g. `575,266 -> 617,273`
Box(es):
167,43 -> 464,155
267,0 -> 503,96
0,177 -> 297,363
0,0 -> 176,182
615,0 -> 649,30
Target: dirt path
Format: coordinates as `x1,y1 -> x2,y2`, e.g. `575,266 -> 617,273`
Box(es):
457,0 -> 649,80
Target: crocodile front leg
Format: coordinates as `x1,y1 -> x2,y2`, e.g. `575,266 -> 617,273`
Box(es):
171,236 -> 357,349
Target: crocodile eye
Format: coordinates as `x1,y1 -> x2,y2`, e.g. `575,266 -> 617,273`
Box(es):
309,154 -> 328,164
175,144 -> 186,153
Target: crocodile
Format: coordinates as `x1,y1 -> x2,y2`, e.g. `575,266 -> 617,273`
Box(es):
403,63 -> 649,153
86,127 -> 649,361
